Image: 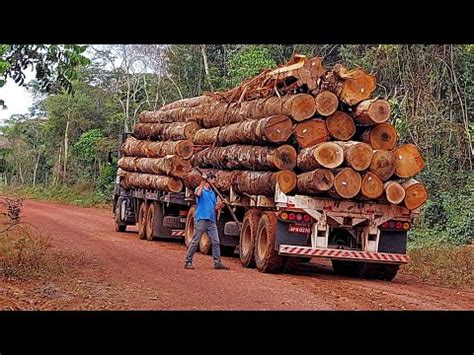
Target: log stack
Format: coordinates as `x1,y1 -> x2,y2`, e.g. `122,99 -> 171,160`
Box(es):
118,54 -> 428,210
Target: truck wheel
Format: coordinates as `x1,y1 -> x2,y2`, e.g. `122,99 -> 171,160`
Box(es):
360,263 -> 400,281
199,233 -> 212,255
138,201 -> 148,240
145,202 -> 157,241
115,223 -> 127,233
239,209 -> 261,268
282,256 -> 302,273
184,206 -> 209,248
255,212 -> 282,273
114,201 -> 127,232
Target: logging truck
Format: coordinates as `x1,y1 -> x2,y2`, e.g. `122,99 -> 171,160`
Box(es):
112,133 -> 420,281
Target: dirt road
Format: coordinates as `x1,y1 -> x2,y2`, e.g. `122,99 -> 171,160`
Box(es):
6,199 -> 473,310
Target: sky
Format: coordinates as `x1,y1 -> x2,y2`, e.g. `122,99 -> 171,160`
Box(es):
0,69 -> 35,124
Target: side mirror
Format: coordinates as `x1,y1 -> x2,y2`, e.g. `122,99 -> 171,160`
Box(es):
107,151 -> 118,165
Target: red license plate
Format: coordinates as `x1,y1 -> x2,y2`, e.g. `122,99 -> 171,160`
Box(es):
288,224 -> 311,234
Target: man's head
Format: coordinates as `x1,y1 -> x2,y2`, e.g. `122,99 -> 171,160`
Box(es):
206,173 -> 217,184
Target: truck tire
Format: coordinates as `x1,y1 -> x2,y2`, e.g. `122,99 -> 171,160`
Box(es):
239,209 -> 261,268
282,256 -> 302,273
138,201 -> 148,240
145,202 -> 157,241
255,212 -> 282,273
360,263 -> 400,281
184,206 -> 209,249
114,202 -> 127,232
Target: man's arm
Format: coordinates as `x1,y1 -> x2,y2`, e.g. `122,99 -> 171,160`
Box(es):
215,197 -> 225,211
194,180 -> 207,197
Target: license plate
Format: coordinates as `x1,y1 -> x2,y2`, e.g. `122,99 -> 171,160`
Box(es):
288,224 -> 311,234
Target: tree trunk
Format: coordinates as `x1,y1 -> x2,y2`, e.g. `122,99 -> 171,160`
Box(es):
393,144 -> 426,178
118,156 -> 192,178
182,169 -> 235,192
296,169 -> 335,195
193,144 -> 297,171
193,115 -> 293,146
133,122 -> 200,141
293,118 -> 330,148
119,170 -> 183,192
201,45 -> 214,91
32,151 -> 41,186
354,98 -> 391,125
63,120 -> 70,183
369,150 -> 396,181
329,168 -> 362,199
360,122 -> 397,150
325,111 -> 356,141
314,91 -> 339,116
359,171 -> 384,199
121,137 -> 194,159
384,181 -> 406,205
297,142 -> 344,171
232,170 -> 297,196
334,141 -> 374,171
402,179 -> 428,210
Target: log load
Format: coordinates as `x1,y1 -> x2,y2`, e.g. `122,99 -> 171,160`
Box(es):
182,169 -> 235,192
193,144 -> 297,171
120,137 -> 194,160
360,122 -> 397,150
334,141 -> 374,171
118,156 -> 192,178
297,142 -> 344,171
369,150 -> 396,181
402,179 -> 428,210
353,98 -> 391,125
330,168 -> 362,199
359,172 -> 384,199
296,169 -> 335,195
393,144 -> 426,178
384,181 -> 406,205
133,122 -> 200,141
314,91 -> 339,116
232,170 -> 297,196
119,170 -> 183,193
193,115 -> 293,146
293,118 -> 330,148
325,111 -> 356,141
158,95 -> 215,111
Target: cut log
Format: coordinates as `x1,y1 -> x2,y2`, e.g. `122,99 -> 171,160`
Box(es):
193,115 -> 293,146
193,144 -> 297,171
360,122 -> 397,150
353,98 -> 391,125
281,94 -> 316,121
296,169 -> 334,195
233,170 -> 297,196
297,142 -> 344,171
182,169 -> 235,192
118,156 -> 192,178
369,150 -> 396,181
325,111 -> 356,141
133,122 -> 200,141
314,91 -> 338,116
330,168 -> 362,199
359,172 -> 384,199
393,144 -> 426,178
293,118 -> 330,148
158,95 -> 215,111
119,170 -> 183,193
384,181 -> 406,205
120,137 -> 194,160
334,141 -> 374,171
402,179 -> 428,210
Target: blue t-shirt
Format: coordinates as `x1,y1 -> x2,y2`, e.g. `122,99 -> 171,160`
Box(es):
195,187 -> 217,222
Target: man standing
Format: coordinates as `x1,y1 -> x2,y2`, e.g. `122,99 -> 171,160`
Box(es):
184,172 -> 230,270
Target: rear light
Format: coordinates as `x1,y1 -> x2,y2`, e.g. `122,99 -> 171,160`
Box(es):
296,213 -> 303,221
303,214 -> 311,222
288,213 -> 296,221
389,221 -> 395,229
403,222 -> 411,230
382,222 -> 388,228
280,212 -> 288,220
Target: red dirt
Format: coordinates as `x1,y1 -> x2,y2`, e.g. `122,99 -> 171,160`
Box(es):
2,199 -> 473,310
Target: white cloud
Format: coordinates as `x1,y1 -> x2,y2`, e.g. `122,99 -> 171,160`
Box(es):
0,69 -> 35,123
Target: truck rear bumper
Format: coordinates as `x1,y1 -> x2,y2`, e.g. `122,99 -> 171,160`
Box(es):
279,245 -> 409,264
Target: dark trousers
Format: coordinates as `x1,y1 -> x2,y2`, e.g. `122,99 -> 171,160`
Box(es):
185,219 -> 221,265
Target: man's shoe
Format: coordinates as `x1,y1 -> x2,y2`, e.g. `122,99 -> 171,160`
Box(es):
184,263 -> 194,269
214,263 -> 230,270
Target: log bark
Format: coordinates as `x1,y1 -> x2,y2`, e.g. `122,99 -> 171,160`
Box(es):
329,168 -> 362,199
133,122 -> 200,141
158,95 -> 215,111
296,169 -> 334,195
193,144 -> 297,171
119,170 -> 183,192
384,181 -> 406,205
402,179 -> 428,210
393,144 -> 426,178
353,98 -> 391,125
359,172 -> 384,199
182,169 -> 234,192
118,156 -> 192,178
233,170 -> 297,196
369,150 -> 396,181
193,115 -> 293,146
325,111 -> 356,141
334,141 -> 374,171
297,142 -> 344,171
293,119 -> 330,148
314,91 -> 339,116
360,122 -> 397,150
120,137 -> 194,159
